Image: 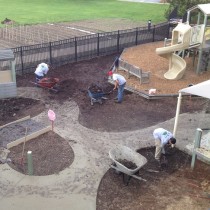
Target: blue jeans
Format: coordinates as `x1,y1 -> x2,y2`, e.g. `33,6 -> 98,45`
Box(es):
117,82 -> 126,102
35,74 -> 44,83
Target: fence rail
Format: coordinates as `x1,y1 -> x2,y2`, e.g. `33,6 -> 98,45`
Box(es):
10,22 -> 170,75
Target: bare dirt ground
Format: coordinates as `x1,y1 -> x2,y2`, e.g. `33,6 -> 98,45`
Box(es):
0,19 -> 147,48
1,42 -> 210,209
0,97 -> 45,126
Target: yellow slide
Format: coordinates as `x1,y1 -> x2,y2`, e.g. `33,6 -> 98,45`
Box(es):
156,23 -> 192,80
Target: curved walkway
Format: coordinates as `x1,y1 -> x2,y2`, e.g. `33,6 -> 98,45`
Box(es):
0,87 -> 209,210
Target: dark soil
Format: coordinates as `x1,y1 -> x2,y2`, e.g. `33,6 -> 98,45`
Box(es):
89,84 -> 103,93
97,147 -> 210,210
16,54 -> 208,132
116,159 -> 137,170
0,97 -> 45,126
1,51 -> 209,209
7,131 -> 74,176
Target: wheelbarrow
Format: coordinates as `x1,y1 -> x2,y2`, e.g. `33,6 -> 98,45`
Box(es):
31,77 -> 60,92
109,145 -> 148,185
87,84 -> 113,105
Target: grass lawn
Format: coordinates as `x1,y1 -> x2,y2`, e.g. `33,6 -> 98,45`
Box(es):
0,0 -> 168,25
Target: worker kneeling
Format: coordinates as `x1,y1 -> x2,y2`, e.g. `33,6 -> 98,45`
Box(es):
34,62 -> 49,83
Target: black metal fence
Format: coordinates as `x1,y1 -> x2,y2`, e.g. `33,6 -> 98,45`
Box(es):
12,22 -> 170,75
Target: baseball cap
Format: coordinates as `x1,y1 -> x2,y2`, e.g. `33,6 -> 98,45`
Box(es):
107,71 -> 113,76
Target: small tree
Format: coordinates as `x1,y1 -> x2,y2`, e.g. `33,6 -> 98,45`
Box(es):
165,0 -> 210,19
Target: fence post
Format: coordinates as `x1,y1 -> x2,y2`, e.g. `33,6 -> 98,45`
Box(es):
97,33 -> 100,56
75,37 -> 77,62
135,28 -> 138,45
167,23 -> 170,39
152,25 -> 155,42
12,22 -> 169,74
49,42 -> 52,65
148,20 -> 152,31
20,46 -> 24,75
117,30 -> 120,53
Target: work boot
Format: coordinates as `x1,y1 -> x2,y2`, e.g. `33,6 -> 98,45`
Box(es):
114,101 -> 121,104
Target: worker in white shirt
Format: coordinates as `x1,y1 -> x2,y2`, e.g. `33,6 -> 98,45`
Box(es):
34,63 -> 49,82
153,128 -> 176,161
108,71 -> 126,103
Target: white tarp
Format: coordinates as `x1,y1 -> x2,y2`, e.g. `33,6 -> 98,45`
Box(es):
173,80 -> 210,137
180,80 -> 210,99
175,79 -> 210,164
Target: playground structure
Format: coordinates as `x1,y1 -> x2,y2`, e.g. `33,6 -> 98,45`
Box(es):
0,49 -> 17,99
156,3 -> 210,80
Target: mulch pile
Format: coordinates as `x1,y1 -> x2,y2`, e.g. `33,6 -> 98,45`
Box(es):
8,131 -> 74,176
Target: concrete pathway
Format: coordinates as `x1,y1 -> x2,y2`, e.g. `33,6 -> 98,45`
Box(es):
0,87 -> 209,210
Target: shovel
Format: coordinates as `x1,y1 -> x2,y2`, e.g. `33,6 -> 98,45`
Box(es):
101,89 -> 114,100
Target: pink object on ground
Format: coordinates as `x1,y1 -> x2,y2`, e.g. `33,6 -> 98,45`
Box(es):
149,89 -> 156,95
48,109 -> 56,121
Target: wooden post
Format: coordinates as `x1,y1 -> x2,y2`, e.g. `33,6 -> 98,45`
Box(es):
191,128 -> 202,170
27,151 -> 33,175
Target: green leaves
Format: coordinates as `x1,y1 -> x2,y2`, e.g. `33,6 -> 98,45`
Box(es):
165,0 -> 210,19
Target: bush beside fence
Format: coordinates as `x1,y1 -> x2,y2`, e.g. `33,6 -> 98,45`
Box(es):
11,22 -> 170,75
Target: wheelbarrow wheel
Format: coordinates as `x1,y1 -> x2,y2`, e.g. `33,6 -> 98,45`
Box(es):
111,163 -> 122,175
123,174 -> 132,186
99,100 -> 103,105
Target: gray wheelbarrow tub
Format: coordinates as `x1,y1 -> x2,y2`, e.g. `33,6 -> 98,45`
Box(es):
109,145 -> 147,176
